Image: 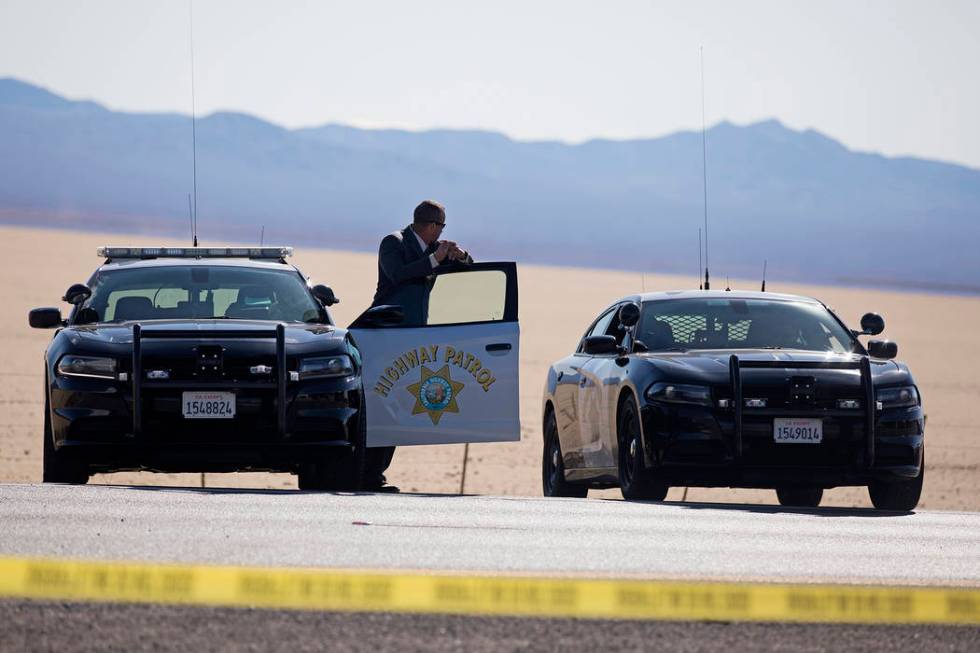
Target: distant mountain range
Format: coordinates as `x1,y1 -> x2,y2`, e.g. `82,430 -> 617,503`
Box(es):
2,77 -> 978,290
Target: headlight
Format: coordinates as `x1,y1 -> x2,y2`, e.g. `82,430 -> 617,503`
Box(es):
876,385 -> 919,409
298,355 -> 354,380
56,355 -> 118,380
646,382 -> 713,406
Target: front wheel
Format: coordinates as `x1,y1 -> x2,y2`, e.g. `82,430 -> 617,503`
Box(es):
42,390 -> 88,485
868,458 -> 924,511
618,396 -> 668,501
775,487 -> 823,507
298,408 -> 367,491
542,409 -> 587,498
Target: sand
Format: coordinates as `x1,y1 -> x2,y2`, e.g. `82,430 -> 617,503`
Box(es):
2,224 -> 977,510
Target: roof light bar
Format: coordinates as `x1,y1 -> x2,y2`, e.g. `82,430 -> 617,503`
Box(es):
97,246 -> 293,260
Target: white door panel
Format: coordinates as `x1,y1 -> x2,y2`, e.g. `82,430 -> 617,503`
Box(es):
351,322 -> 520,446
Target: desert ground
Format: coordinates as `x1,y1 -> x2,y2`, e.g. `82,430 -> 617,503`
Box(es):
2,224 -> 977,510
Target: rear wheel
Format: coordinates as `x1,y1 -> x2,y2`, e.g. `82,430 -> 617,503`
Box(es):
775,487 -> 823,507
869,457 -> 924,511
618,396 -> 668,501
542,408 -> 587,498
42,389 -> 88,485
298,408 -> 367,491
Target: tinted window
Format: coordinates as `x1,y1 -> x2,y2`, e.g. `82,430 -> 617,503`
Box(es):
82,265 -> 323,323
637,298 -> 857,353
578,308 -> 617,352
427,269 -> 507,325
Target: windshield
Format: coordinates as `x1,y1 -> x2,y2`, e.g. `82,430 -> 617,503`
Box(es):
77,265 -> 323,323
637,298 -> 858,353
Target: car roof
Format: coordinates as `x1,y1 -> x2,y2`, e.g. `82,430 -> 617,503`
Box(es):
615,290 -> 824,305
96,258 -> 299,273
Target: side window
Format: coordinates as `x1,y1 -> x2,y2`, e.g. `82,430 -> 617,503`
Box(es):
603,310 -> 626,345
426,269 -> 507,326
578,308 -> 617,352
350,262 -> 517,330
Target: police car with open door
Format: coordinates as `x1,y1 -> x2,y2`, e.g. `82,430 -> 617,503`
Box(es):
29,246 -> 520,489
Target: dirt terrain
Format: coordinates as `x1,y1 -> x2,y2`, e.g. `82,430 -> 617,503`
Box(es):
2,224 -> 976,510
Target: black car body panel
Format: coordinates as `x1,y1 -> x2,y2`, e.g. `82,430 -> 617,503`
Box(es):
37,255 -> 363,475
543,291 -> 924,492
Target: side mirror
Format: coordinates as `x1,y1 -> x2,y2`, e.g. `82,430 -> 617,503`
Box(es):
859,312 -> 884,336
62,283 -> 92,306
618,302 -> 641,328
312,284 -> 340,306
868,339 -> 898,359
583,335 -> 620,355
29,307 -> 64,329
351,304 -> 405,328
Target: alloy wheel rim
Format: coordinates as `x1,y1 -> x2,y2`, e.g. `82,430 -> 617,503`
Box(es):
545,425 -> 561,493
550,442 -> 562,489
622,409 -> 638,487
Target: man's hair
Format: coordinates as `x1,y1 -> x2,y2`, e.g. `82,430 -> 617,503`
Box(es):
413,200 -> 446,225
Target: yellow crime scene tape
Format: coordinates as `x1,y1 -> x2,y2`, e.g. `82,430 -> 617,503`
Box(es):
0,556 -> 977,625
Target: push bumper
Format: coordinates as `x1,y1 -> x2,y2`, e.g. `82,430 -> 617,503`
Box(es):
639,357 -> 924,490
48,371 -> 361,474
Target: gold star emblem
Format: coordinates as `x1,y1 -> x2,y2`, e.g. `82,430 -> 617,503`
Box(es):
406,364 -> 465,425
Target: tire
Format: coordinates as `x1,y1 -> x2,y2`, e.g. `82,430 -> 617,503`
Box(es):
618,395 -> 668,501
298,408 -> 367,491
775,487 -> 823,507
42,387 -> 89,485
542,408 -> 587,498
868,456 -> 924,511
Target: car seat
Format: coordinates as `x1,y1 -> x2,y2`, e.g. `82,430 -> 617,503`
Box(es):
640,318 -> 676,350
113,296 -> 157,321
224,286 -> 274,319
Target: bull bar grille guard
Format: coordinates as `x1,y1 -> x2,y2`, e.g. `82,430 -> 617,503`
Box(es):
727,355 -> 875,466
132,323 -> 289,438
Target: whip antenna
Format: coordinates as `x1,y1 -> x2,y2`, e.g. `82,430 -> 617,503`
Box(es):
700,46 -> 710,290
761,259 -> 767,292
260,225 -> 265,246
187,194 -> 194,244
189,0 -> 199,247
698,228 -> 703,290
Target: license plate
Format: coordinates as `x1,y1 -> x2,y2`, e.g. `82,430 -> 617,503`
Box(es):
182,392 -> 236,419
773,418 -> 823,443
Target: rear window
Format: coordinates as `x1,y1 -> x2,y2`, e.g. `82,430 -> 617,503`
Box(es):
80,265 -> 323,323
637,298 -> 857,353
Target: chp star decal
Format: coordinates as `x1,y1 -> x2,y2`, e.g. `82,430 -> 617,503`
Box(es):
406,364 -> 465,425
372,345 -> 500,426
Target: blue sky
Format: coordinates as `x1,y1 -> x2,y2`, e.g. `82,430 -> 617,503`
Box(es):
2,0 -> 979,167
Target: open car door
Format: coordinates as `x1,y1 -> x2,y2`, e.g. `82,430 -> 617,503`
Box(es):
349,262 -> 520,447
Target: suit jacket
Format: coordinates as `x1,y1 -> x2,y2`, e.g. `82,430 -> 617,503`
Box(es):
372,225 -> 473,325
372,226 -> 436,306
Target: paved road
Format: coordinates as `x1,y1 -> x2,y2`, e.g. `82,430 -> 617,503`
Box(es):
4,601 -> 978,652
2,484 -> 979,586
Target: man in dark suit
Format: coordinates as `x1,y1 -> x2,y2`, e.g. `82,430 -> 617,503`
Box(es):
366,199 -> 472,491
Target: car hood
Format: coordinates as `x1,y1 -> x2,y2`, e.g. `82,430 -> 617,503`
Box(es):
635,349 -> 909,386
62,320 -> 347,354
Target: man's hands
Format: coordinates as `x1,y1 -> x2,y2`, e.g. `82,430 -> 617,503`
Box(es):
434,240 -> 467,263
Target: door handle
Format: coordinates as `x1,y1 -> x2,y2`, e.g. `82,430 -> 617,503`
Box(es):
485,343 -> 512,352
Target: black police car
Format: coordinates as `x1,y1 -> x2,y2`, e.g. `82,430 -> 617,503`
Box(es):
542,291 -> 925,510
29,246 -> 367,490
30,246 -> 523,490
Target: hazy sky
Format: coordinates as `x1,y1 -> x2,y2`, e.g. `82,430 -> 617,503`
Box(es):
2,0 -> 979,168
